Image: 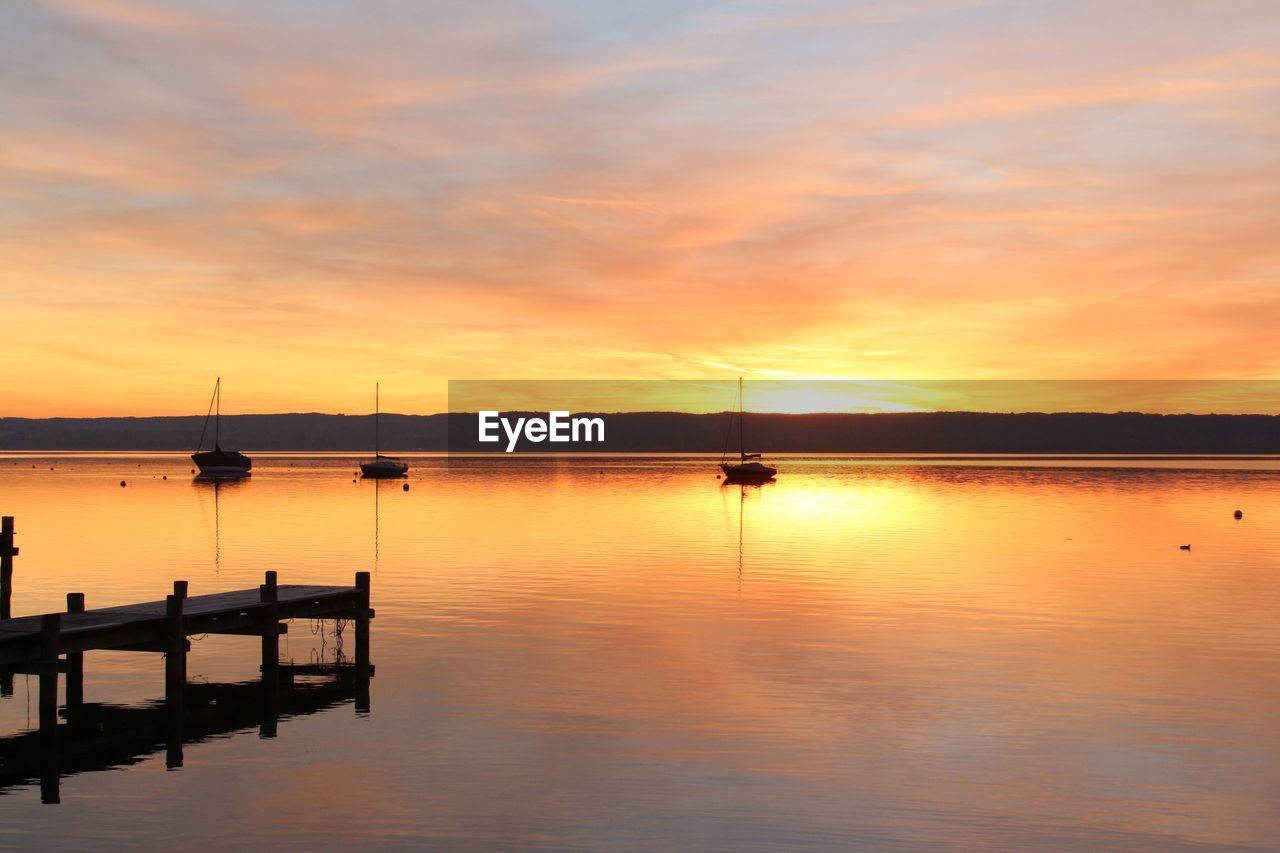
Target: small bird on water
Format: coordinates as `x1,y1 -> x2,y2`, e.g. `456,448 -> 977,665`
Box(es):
1179,544 -> 1191,550
1234,509 -> 1243,519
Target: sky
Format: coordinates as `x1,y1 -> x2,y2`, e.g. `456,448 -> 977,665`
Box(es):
1,0 -> 1278,416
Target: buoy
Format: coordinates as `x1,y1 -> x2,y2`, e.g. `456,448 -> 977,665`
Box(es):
120,480 -> 126,487
1179,544 -> 1191,550
1234,509 -> 1243,519
190,468 -> 195,474
162,475 -> 167,480
403,483 -> 409,492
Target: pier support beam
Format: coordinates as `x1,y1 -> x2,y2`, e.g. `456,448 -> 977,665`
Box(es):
39,613 -> 60,804
1,516 -> 17,621
173,580 -> 188,684
65,593 -> 85,712
165,593 -> 185,769
2,516 -> 19,696
260,571 -> 279,738
355,571 -> 371,714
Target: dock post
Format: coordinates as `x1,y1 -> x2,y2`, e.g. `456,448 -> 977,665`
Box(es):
1,517 -> 19,695
1,516 -> 17,620
355,571 -> 371,713
165,593 -> 185,769
260,571 -> 279,738
39,613 -> 61,804
173,580 -> 188,683
65,593 -> 85,711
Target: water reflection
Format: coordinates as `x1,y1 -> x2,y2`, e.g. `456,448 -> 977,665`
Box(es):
192,475 -> 249,577
722,481 -> 773,590
0,454 -> 1277,847
0,667 -> 369,804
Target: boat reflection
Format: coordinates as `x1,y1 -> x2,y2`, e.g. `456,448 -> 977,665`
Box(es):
193,474 -> 248,576
721,479 -> 772,586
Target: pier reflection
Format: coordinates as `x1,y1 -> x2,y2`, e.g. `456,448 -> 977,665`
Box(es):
0,662 -> 373,804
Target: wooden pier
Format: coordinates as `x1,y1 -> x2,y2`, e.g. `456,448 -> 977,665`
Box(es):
0,515 -> 375,803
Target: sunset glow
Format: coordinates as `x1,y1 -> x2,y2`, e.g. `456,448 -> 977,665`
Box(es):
2,0 -> 1279,416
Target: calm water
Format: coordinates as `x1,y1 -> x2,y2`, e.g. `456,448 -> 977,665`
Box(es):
0,453 -> 1278,850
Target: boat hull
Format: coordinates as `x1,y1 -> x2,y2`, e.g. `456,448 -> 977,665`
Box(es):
192,448 -> 252,476
721,462 -> 776,482
193,466 -> 252,477
361,460 -> 409,478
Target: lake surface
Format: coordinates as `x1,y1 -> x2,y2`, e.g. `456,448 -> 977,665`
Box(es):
0,453 -> 1278,850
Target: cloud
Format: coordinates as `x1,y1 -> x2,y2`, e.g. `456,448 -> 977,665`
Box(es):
1,0 -> 1279,414
42,0 -> 212,30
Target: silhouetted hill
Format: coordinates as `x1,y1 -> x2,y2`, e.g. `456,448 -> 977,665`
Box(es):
3,412 -> 1280,453
0,414 -> 445,452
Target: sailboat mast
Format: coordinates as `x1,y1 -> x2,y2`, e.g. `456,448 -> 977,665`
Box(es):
214,377 -> 220,448
375,382 -> 380,456
739,376 -> 745,460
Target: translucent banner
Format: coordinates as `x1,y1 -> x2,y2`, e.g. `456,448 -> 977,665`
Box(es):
446,380 -> 1280,455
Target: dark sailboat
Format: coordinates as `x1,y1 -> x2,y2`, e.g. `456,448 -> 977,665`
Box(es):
720,377 -> 777,483
360,383 -> 409,479
192,378 -> 251,477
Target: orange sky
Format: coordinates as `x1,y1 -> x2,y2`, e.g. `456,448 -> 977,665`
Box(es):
1,0 -> 1279,416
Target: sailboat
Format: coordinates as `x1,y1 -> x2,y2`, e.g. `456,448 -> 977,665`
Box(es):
720,377 -> 777,483
360,383 -> 409,479
192,377 -> 252,476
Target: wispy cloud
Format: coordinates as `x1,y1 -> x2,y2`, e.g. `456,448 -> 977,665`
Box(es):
1,0 -> 1278,415
43,0 -> 213,30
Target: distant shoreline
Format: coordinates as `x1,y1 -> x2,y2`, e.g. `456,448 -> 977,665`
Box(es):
6,451 -> 1280,460
3,412 -> 1280,453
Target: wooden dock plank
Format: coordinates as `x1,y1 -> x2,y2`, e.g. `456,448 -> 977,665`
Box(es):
0,583 -> 371,666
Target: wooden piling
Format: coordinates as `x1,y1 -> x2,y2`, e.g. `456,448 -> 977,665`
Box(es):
355,571 -> 371,713
39,614 -> 60,730
164,593 -> 184,769
259,571 -> 279,738
1,516 -> 17,620
173,581 -> 188,683
65,593 -> 85,710
39,613 -> 60,803
1,518 -> 17,696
